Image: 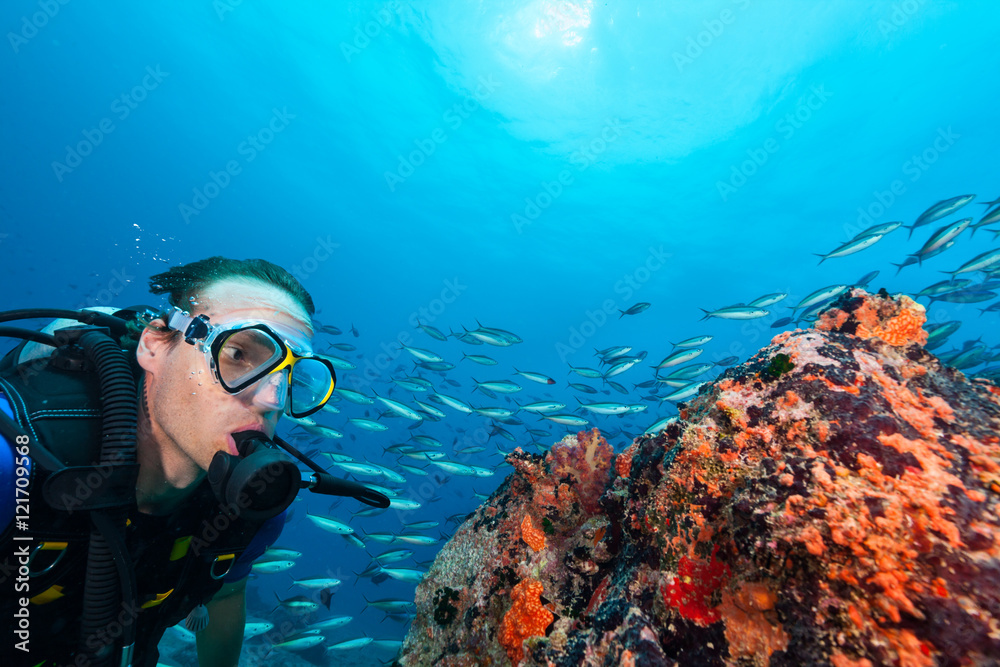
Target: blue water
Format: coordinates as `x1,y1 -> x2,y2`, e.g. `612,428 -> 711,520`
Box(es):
2,1 -> 998,663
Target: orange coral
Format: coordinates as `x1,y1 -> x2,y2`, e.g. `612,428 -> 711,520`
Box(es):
857,298 -> 927,347
820,291 -> 929,347
616,443 -> 637,478
815,290 -> 928,348
718,581 -> 789,666
498,578 -> 554,665
520,514 -> 546,552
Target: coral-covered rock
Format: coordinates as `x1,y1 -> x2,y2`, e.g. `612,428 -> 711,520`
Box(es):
399,291 -> 1000,667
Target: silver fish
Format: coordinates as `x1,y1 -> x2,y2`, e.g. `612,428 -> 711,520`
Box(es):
320,354 -> 356,370
307,616 -> 353,630
363,597 -> 416,612
393,534 -> 439,545
400,344 -> 444,363
306,513 -> 355,534
814,233 -> 885,264
654,348 -> 703,369
700,306 -> 769,320
388,498 -> 422,510
416,320 -> 448,341
577,401 -> 631,415
250,559 -> 295,574
327,637 -> 374,651
792,285 -> 848,310
912,218 -> 971,263
907,194 -> 976,238
372,549 -> 415,563
853,220 -> 902,239
541,413 -> 590,426
303,424 -> 344,439
274,635 -> 325,651
661,382 -> 706,402
519,401 -> 566,413
604,357 -> 642,377
474,379 -> 522,393
619,302 -> 651,318
374,394 -> 423,421
475,406 -> 515,419
336,388 -> 374,405
414,400 -> 446,418
332,461 -> 386,477
291,577 -> 342,589
378,567 -> 426,583
348,418 -> 388,432
462,353 -> 499,365
514,369 -> 556,385
430,393 -> 474,414
945,248 -> 1000,276
243,620 -> 274,638
748,293 -> 787,307
671,335 -> 713,348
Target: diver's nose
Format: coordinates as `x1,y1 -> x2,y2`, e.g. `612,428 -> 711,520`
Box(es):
249,369 -> 289,414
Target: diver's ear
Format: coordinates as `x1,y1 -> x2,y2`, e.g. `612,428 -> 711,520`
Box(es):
136,319 -> 171,372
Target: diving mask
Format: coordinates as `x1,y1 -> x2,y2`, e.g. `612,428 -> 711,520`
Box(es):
164,307 -> 336,418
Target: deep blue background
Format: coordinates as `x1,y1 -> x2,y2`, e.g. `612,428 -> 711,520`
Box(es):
2,1 -> 998,663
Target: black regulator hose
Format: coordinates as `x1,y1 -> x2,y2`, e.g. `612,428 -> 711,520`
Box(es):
75,330 -> 139,667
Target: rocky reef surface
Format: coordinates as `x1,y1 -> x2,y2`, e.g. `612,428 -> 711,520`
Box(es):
398,290 -> 1000,667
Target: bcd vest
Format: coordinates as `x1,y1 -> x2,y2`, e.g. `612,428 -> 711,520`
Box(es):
0,337 -> 264,667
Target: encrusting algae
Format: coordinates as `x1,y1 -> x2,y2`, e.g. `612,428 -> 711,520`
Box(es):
398,290 -> 1000,666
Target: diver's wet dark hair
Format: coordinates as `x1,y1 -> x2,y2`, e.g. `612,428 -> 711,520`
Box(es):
118,257 -> 315,355
148,256 -> 315,316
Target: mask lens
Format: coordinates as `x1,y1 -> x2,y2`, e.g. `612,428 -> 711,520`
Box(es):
289,358 -> 334,416
217,328 -> 282,389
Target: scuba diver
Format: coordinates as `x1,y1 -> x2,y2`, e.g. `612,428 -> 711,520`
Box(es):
0,257 -> 386,666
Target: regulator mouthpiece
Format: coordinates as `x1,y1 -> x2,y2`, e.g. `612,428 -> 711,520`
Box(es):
207,430 -> 299,522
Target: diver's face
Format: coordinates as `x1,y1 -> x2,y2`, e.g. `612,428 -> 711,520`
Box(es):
140,278 -> 313,472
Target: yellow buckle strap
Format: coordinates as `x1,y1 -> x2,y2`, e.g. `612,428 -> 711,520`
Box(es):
169,536 -> 192,561
30,585 -> 65,605
140,589 -> 174,609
